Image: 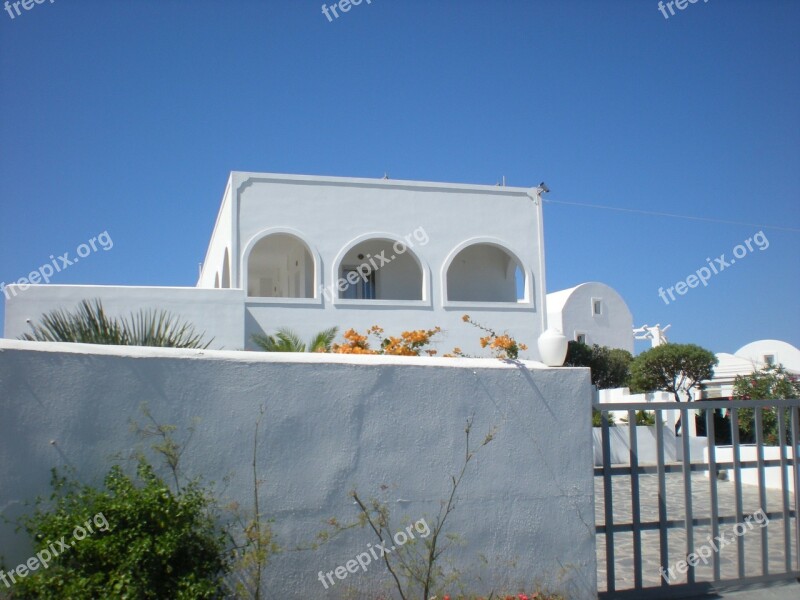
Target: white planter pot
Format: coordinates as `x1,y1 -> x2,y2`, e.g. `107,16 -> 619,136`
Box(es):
538,328 -> 568,367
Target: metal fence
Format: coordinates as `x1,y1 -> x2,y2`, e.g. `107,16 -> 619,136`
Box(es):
595,399 -> 800,599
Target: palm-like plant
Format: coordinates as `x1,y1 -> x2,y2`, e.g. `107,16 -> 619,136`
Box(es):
20,299 -> 211,349
252,327 -> 337,353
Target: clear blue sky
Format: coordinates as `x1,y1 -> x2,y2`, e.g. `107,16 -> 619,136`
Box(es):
1,0 -> 798,354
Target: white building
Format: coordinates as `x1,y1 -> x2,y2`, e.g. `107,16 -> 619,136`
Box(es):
702,339 -> 800,399
5,172 -> 554,358
546,282 -> 634,352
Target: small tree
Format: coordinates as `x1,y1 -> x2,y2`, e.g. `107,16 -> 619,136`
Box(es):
340,418 -> 495,599
564,341 -> 632,389
629,343 -> 717,403
629,343 -> 717,435
733,364 -> 800,444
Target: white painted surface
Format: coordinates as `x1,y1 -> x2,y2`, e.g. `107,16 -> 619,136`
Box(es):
0,340 -> 596,599
704,445 -> 798,492
198,177 -> 234,289
734,340 -> 800,374
592,425 -> 678,465
4,285 -> 244,349
4,173 -> 549,359
703,341 -> 800,398
547,282 -> 634,352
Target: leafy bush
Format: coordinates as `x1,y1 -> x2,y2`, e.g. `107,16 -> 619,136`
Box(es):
564,342 -> 632,389
592,409 -> 615,427
9,460 -> 228,599
252,327 -> 338,352
628,343 -> 717,401
634,410 -> 656,426
733,364 -> 800,445
20,299 -> 211,348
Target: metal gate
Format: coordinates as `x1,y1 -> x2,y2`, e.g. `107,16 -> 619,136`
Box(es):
595,399 -> 800,599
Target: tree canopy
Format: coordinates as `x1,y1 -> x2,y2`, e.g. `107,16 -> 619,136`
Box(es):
629,343 -> 717,402
564,341 -> 633,389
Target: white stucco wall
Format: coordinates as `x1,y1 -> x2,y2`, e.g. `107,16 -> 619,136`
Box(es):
734,340 -> 800,373
3,285 -> 245,350
547,282 -> 634,352
0,340 -> 595,599
198,176 -> 234,289
234,173 -> 547,357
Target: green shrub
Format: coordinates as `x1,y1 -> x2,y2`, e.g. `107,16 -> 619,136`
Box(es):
20,299 -> 211,348
734,364 -> 800,445
8,460 -> 228,599
592,409 -> 615,427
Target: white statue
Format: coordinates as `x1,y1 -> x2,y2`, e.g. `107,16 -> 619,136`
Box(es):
633,323 -> 672,348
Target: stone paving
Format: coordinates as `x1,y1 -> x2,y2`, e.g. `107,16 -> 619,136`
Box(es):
595,470 -> 799,593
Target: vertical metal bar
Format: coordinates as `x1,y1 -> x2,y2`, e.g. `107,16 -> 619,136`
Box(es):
628,409 -> 642,589
681,405 -> 695,584
601,409 -> 615,593
706,407 -> 721,581
656,408 -> 669,586
731,408 -> 745,577
778,406 -> 791,573
792,405 -> 800,571
755,407 -> 769,575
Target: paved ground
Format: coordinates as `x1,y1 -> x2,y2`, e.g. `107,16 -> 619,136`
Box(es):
595,470 -> 799,595
682,580 -> 800,599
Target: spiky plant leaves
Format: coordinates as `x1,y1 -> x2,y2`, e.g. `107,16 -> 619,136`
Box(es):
21,299 -> 211,349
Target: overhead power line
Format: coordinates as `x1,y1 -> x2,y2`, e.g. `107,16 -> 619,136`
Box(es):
542,198 -> 800,233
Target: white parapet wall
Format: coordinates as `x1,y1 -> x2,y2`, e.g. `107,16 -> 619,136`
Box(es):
704,445 -> 798,493
4,285 -> 245,350
0,340 -> 595,599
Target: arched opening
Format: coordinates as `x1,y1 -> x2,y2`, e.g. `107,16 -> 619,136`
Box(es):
337,238 -> 423,300
221,248 -> 231,289
247,233 -> 314,298
214,272 -> 220,288
446,242 -> 526,302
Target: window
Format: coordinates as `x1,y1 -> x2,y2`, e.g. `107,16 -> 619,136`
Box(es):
446,242 -> 526,302
763,354 -> 776,366
247,233 -> 314,298
592,299 -> 602,316
575,333 -> 586,344
336,238 -> 423,300
341,266 -> 376,300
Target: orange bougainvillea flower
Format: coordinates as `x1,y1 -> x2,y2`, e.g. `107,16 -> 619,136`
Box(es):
462,316 -> 528,360
332,325 -> 441,356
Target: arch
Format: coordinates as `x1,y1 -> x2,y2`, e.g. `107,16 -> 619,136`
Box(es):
221,248 -> 231,289
443,238 -> 531,303
244,229 -> 317,299
332,233 -> 426,301
214,272 -> 220,288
